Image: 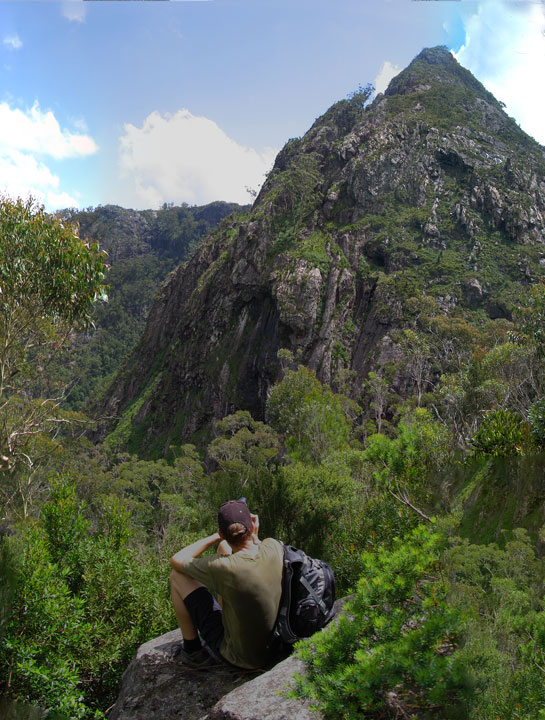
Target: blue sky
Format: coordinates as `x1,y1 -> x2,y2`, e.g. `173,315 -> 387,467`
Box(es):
0,0 -> 543,211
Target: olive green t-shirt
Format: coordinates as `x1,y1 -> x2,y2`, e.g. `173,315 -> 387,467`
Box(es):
179,538 -> 283,669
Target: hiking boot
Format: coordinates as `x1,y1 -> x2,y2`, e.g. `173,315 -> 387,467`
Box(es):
173,645 -> 222,668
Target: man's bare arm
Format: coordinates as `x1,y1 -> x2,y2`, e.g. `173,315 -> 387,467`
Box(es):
170,532 -> 221,573
250,513 -> 260,545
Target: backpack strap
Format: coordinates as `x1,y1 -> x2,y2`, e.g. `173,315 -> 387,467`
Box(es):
299,574 -> 328,615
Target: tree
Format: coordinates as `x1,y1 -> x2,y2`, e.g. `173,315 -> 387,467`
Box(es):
362,370 -> 390,433
0,197 -> 107,510
266,366 -> 353,464
514,280 -> 545,356
207,411 -> 281,538
363,408 -> 451,522
399,328 -> 433,407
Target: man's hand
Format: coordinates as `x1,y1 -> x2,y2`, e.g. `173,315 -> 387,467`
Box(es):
250,513 -> 260,545
170,532 -> 221,572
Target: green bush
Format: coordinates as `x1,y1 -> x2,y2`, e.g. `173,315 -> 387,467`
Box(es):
1,478 -> 175,717
272,452 -> 357,561
472,410 -> 531,457
295,526 -> 469,719
1,526 -> 92,718
528,397 -> 545,449
445,529 -> 545,719
266,366 -> 353,463
295,526 -> 545,720
363,408 -> 452,519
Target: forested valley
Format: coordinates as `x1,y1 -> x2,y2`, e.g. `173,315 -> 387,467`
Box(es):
2,47 -> 545,719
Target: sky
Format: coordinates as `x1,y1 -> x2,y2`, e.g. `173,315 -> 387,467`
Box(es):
0,0 -> 544,212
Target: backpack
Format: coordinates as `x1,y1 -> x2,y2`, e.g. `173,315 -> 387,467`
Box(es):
274,543 -> 336,644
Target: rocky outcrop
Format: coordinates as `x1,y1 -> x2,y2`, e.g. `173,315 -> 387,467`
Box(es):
100,46 -> 545,454
70,202 -> 245,263
206,655 -> 317,720
107,629 -> 317,720
108,629 -> 245,720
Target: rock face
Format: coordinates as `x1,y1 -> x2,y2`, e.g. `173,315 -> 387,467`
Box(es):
107,629 -> 317,720
206,655 -> 317,720
108,629 -> 245,720
101,46 -> 545,453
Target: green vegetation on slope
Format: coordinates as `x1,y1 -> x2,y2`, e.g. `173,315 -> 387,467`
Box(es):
4,336 -> 545,717
58,201 -> 247,412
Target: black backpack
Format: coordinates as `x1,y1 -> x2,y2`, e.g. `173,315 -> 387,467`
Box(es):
274,543 -> 336,644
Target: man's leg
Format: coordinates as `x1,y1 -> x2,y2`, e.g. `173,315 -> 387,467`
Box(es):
169,571 -> 225,666
169,570 -> 203,642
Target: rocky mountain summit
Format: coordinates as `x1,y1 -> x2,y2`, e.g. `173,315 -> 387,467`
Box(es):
101,46 -> 545,455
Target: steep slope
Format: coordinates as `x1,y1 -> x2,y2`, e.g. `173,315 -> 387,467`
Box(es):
55,202 -> 245,410
101,47 -> 545,455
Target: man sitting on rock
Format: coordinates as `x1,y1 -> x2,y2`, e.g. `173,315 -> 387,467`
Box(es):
169,499 -> 284,669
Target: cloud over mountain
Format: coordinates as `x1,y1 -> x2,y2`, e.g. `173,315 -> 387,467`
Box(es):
374,60 -> 401,94
114,109 -> 277,209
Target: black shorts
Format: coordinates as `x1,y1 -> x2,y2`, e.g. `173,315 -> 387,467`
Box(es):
183,586 -> 225,659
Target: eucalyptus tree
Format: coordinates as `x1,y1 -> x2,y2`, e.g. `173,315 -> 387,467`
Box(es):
0,196 -> 107,515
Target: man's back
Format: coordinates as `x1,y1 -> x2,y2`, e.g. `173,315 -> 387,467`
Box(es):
179,537 -> 283,668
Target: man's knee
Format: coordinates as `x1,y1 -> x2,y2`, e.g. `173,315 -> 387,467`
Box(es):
169,569 -> 204,600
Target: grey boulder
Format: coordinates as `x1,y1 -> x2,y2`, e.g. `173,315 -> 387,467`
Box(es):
107,629 -> 319,720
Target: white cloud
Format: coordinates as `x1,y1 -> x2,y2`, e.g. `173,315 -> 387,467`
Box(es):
114,109 -> 278,208
3,34 -> 22,50
454,0 -> 545,145
70,115 -> 89,133
0,149 -> 79,210
61,1 -> 86,23
374,60 -> 401,95
0,101 -> 97,210
0,101 -> 97,159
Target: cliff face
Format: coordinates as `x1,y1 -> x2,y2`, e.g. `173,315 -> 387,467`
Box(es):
52,202 -> 245,412
101,47 -> 545,455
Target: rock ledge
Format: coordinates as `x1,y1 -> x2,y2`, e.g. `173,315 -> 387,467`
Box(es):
108,629 -> 319,720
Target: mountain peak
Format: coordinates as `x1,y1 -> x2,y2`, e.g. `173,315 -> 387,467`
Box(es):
385,45 -> 498,106
101,45 -> 545,454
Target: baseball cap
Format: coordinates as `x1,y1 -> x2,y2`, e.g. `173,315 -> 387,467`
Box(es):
218,499 -> 252,534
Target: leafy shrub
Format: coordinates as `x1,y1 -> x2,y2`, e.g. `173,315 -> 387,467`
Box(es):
528,397 -> 545,450
295,526 -> 545,720
363,408 -> 452,520
266,366 -> 353,463
273,452 -> 358,561
1,478 -> 174,717
294,526 -> 469,719
472,410 -> 531,457
445,529 -> 545,719
1,526 -> 92,718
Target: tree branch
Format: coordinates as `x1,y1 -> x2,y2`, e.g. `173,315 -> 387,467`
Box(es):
388,487 -> 433,522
